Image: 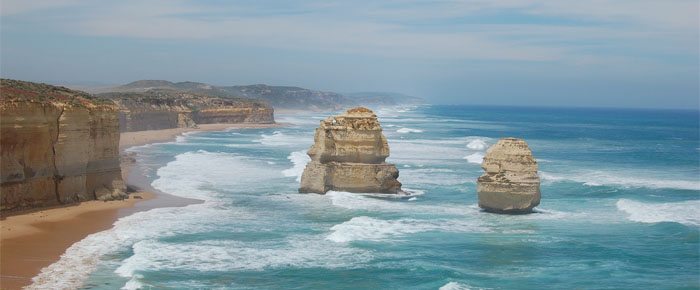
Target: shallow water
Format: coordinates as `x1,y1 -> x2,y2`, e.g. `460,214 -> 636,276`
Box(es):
31,105 -> 700,289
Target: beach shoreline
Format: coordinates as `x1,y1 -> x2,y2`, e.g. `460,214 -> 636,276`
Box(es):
0,122 -> 281,290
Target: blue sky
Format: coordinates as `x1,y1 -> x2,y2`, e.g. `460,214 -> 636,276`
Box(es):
1,0 -> 698,108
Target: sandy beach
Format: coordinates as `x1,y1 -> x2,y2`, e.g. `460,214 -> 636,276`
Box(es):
119,123 -> 284,149
0,122 -> 280,289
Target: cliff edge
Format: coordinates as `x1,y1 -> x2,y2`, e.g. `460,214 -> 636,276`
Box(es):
1,79 -> 126,214
100,90 -> 274,132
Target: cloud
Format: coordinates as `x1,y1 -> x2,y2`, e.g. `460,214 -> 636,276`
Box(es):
0,0 -> 82,16
2,0 -> 698,64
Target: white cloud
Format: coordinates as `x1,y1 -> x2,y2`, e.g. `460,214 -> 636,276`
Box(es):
2,0 -> 697,63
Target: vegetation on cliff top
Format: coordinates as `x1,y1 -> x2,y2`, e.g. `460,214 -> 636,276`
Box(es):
99,89 -> 271,111
104,80 -> 423,110
0,79 -> 114,108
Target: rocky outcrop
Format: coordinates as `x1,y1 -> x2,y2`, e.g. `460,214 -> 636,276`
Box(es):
1,79 -> 126,214
101,90 -> 274,132
299,107 -> 402,194
477,138 -> 540,214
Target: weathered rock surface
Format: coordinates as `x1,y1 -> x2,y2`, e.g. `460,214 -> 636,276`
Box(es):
477,137 -> 540,214
299,107 -> 401,194
1,79 -> 126,214
100,90 -> 274,132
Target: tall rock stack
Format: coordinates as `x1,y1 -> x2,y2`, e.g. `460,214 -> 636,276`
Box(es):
477,137 -> 540,214
299,107 -> 402,194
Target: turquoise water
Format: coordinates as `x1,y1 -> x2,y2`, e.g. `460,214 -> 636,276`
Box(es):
32,105 -> 699,289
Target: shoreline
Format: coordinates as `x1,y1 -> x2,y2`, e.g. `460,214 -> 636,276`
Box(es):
1,122 -> 280,289
119,123 -> 284,149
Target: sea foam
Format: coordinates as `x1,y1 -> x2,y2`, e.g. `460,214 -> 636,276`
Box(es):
616,199 -> 700,226
540,170 -> 700,191
440,282 -> 477,290
326,216 -> 490,243
282,150 -> 310,182
464,152 -> 484,164
397,127 -> 424,133
466,139 -> 488,150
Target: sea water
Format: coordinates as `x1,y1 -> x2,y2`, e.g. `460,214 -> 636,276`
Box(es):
30,105 -> 699,289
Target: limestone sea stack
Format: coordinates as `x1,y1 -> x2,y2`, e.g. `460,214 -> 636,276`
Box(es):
299,107 -> 402,194
477,137 -> 540,214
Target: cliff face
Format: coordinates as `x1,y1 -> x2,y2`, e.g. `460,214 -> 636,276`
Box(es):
102,90 -> 274,132
299,107 -> 402,194
476,137 -> 540,214
1,79 -> 126,213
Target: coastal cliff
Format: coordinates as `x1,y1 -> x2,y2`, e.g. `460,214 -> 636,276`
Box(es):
100,90 -> 274,132
477,137 -> 541,213
1,79 -> 126,213
92,80 -> 424,111
299,107 -> 402,194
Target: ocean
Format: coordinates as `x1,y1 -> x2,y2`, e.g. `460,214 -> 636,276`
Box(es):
30,105 -> 700,289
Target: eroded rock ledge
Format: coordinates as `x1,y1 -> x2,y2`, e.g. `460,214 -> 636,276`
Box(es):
477,137 -> 541,214
299,107 -> 402,194
1,79 -> 126,214
101,90 -> 275,132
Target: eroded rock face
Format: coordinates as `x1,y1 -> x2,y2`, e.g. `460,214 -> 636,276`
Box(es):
299,107 -> 401,194
1,79 -> 127,214
103,90 -> 274,132
477,137 -> 540,214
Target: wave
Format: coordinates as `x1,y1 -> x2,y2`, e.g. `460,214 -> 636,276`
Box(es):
539,170 -> 700,191
616,199 -> 700,226
326,216 -> 490,243
466,139 -> 488,150
464,152 -> 484,164
115,237 -> 372,278
440,282 -> 478,290
28,150 -> 277,289
255,131 -> 311,147
397,127 -> 424,134
326,191 -> 479,216
282,150 -> 310,182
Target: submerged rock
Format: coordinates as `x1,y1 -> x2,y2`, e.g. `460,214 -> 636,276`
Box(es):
299,107 -> 402,194
477,137 -> 540,214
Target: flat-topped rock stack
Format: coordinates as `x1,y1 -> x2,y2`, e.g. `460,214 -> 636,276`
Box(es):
477,137 -> 540,214
299,107 -> 402,194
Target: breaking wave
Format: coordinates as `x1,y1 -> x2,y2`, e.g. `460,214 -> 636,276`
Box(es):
616,199 -> 700,226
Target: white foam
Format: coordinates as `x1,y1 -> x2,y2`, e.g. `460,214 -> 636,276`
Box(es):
255,131 -> 311,147
122,275 -> 145,290
466,139 -> 487,150
326,191 -> 478,216
116,237 -> 372,275
327,216 -> 491,243
28,150 -> 273,289
396,127 -> 424,134
464,152 -> 484,164
616,199 -> 700,226
282,150 -> 310,182
440,282 -> 477,290
540,170 -> 700,191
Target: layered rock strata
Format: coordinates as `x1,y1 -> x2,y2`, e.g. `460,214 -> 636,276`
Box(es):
102,90 -> 274,132
1,79 -> 126,213
299,107 -> 401,194
477,137 -> 540,214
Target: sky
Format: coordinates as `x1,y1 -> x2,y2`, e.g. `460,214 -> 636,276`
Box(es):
1,0 -> 698,108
